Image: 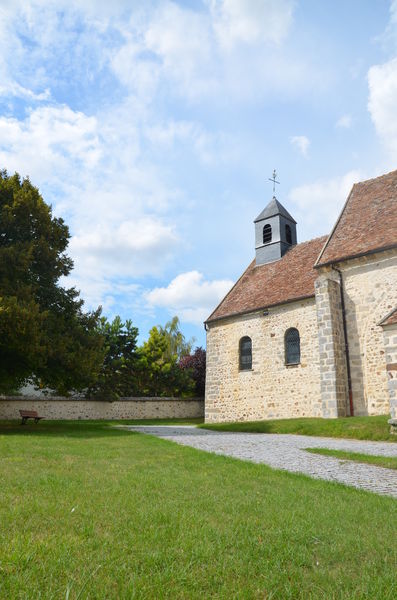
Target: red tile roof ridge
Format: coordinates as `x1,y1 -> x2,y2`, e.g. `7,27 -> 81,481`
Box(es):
352,168 -> 397,186
316,169 -> 397,267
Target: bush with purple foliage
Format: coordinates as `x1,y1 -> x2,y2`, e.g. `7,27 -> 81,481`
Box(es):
179,347 -> 206,396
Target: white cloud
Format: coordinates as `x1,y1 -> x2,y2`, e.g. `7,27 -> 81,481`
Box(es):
0,81 -> 50,101
111,38 -> 161,100
66,276 -> 142,318
0,0 -> 338,325
368,56 -> 397,162
109,0 -> 320,105
288,170 -> 363,237
133,3 -> 217,100
210,0 -> 295,49
145,119 -> 236,165
290,135 -> 310,157
336,114 -> 352,129
0,101 -> 184,311
146,271 -> 234,324
70,219 -> 178,280
0,106 -> 101,180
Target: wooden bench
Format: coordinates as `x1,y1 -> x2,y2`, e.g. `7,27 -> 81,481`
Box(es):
19,410 -> 44,425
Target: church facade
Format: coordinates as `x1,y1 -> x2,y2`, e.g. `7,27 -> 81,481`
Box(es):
204,170 -> 397,424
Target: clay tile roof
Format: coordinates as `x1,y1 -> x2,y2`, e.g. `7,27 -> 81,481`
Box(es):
206,236 -> 327,324
316,169 -> 397,267
379,307 -> 397,327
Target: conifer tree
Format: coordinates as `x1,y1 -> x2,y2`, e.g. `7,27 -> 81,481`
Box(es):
0,171 -> 104,393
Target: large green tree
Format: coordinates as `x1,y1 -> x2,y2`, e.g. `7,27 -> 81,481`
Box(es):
87,316 -> 140,400
138,325 -> 194,397
0,170 -> 104,393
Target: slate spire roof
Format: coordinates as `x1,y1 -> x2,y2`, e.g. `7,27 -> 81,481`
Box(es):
254,197 -> 297,224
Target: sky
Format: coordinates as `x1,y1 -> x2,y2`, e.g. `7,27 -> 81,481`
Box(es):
1,0 -> 397,347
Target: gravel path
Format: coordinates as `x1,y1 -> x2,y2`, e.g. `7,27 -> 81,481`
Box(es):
126,425 -> 397,498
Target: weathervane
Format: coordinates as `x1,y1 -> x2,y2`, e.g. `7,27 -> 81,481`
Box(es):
268,169 -> 280,196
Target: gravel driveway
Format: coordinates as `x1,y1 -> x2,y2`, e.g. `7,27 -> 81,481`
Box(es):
126,425 -> 397,498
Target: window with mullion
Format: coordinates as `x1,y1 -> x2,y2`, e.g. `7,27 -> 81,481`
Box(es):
285,328 -> 300,365
239,336 -> 252,370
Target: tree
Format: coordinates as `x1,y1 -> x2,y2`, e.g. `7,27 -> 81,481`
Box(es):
158,316 -> 195,361
179,347 -> 206,396
0,170 -> 104,393
139,326 -> 195,397
87,316 -> 140,400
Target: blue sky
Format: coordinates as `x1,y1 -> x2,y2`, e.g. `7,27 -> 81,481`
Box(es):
1,0 -> 397,347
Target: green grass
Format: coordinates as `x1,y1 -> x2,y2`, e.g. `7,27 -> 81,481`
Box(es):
0,417 -> 202,434
103,417 -> 203,426
1,420 -> 397,599
201,415 -> 397,442
305,447 -> 397,470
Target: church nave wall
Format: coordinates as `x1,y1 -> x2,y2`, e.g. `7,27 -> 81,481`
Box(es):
337,250 -> 397,416
205,298 -> 322,423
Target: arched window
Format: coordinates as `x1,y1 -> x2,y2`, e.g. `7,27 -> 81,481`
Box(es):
285,328 -> 300,365
263,224 -> 272,244
239,336 -> 252,370
285,224 -> 292,245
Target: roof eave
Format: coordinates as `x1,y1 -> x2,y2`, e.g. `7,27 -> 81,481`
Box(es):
378,307 -> 397,327
315,243 -> 397,269
205,293 -> 315,326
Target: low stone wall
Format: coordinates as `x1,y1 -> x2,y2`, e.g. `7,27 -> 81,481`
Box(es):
0,396 -> 204,420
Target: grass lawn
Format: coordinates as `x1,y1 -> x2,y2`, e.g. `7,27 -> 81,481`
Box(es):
200,415 -> 397,442
305,447 -> 397,470
1,420 -> 396,599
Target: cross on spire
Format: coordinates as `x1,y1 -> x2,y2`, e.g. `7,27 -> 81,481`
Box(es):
268,169 -> 280,196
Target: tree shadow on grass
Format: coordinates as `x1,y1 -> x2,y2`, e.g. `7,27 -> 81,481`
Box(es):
0,418 -> 202,439
0,420 -> 138,439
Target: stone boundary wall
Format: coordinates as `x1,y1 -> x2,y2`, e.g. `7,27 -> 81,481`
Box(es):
0,396 -> 204,420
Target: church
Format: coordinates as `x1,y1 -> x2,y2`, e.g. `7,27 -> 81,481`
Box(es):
204,170 -> 397,424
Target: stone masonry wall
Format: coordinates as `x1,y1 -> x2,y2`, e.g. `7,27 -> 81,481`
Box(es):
336,250 -> 397,416
205,298 -> 322,423
0,397 -> 204,420
382,324 -> 397,419
315,272 -> 349,417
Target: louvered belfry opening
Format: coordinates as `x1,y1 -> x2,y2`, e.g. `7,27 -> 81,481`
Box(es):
285,223 -> 292,244
263,224 -> 272,244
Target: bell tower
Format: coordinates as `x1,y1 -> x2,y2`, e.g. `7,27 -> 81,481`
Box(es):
254,171 -> 297,266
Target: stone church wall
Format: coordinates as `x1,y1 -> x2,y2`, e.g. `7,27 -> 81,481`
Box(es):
315,273 -> 349,417
205,298 -> 322,423
382,323 -> 397,420
319,249 -> 397,416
